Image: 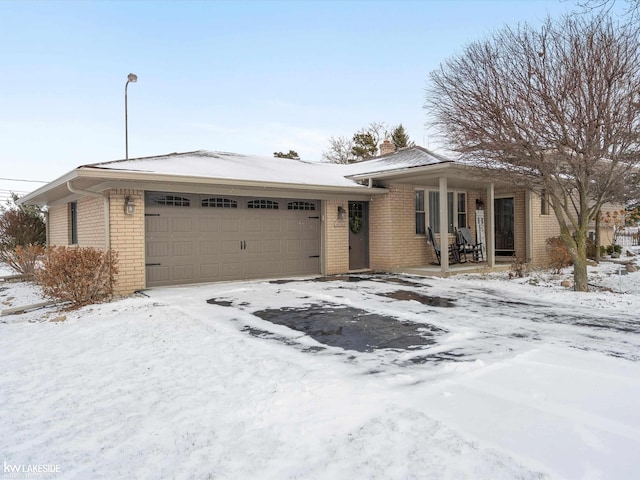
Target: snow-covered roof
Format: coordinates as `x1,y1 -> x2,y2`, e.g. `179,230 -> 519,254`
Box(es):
86,150 -> 362,188
83,147 -> 454,188
20,146 -> 461,206
345,146 -> 453,177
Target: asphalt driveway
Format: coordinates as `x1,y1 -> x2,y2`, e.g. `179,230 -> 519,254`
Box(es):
202,273 -> 640,370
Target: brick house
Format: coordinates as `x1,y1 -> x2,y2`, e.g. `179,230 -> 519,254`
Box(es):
20,146 -> 617,294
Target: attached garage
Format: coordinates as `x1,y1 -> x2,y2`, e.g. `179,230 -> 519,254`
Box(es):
19,150 -> 389,295
145,192 -> 321,286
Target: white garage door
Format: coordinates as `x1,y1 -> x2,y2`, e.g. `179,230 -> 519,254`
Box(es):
145,193 -> 321,287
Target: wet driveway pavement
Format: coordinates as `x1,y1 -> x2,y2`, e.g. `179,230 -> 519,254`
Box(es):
206,273 -> 640,369
252,302 -> 446,353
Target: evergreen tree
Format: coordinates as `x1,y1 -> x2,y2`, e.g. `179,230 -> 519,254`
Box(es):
351,132 -> 377,161
390,124 -> 413,149
324,121 -> 410,163
274,150 -> 300,160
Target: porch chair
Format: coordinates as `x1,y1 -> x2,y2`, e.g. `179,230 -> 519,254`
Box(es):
456,227 -> 484,262
427,227 -> 459,265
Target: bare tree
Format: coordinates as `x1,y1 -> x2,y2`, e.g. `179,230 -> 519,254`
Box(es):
322,136 -> 355,164
323,121 -> 391,164
362,121 -> 389,148
426,15 -> 640,291
577,0 -> 640,19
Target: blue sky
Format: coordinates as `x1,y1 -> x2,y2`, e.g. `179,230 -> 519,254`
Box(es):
0,0 -> 603,200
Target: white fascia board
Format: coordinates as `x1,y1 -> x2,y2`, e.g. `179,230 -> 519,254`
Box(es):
347,162 -> 458,182
17,170 -> 80,205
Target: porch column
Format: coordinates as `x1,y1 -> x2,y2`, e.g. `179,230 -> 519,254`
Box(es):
525,189 -> 533,262
439,176 -> 449,273
486,183 -> 495,267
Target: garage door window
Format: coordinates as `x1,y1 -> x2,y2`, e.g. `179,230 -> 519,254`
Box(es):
202,197 -> 237,208
149,194 -> 190,207
248,200 -> 279,209
288,201 -> 316,211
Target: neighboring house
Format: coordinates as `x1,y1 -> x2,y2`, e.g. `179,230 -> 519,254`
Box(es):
19,145 -> 618,294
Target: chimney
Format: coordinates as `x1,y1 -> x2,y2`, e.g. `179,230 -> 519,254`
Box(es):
379,139 -> 395,156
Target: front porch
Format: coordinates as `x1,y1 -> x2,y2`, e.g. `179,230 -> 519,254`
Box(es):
359,157 -> 532,277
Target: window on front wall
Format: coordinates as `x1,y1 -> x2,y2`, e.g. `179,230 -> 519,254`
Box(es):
457,192 -> 467,228
415,190 -> 425,234
420,190 -> 466,234
540,190 -> 550,215
69,201 -> 78,245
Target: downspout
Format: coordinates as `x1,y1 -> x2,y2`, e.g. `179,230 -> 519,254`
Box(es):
66,180 -> 110,249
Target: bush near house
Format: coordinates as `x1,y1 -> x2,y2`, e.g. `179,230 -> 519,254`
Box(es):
1,244 -> 44,277
35,246 -> 118,309
509,256 -> 528,278
0,194 -> 46,275
546,236 -> 573,274
600,244 -> 623,257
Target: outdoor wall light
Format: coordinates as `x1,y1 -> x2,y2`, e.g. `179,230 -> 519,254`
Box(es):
337,205 -> 346,219
124,196 -> 136,215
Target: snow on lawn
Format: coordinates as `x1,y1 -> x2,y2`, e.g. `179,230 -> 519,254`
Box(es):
1,260 -> 640,479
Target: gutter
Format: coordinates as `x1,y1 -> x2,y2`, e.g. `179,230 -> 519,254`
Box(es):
66,180 -> 110,249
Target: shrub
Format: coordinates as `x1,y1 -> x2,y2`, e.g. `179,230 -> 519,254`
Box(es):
35,246 -> 119,308
509,256 -> 528,278
0,194 -> 46,250
546,236 -> 572,274
0,244 -> 44,277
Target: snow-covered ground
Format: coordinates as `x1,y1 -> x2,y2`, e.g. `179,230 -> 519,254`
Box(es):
1,259 -> 640,480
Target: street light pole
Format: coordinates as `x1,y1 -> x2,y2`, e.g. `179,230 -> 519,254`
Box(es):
125,73 -> 138,160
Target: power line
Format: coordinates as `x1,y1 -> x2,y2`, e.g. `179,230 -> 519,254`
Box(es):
0,177 -> 48,183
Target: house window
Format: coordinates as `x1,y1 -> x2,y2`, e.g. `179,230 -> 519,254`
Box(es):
415,190 -> 425,234
457,192 -> 467,228
248,199 -> 279,209
69,201 -> 78,245
540,190 -> 550,215
426,190 -> 466,234
201,197 -> 237,208
288,201 -> 316,211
